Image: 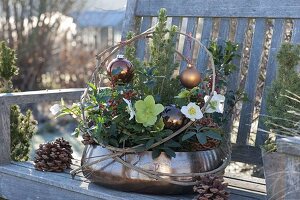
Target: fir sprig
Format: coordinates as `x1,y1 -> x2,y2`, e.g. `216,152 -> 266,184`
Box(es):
0,41 -> 37,161
266,43 -> 300,131
150,9 -> 180,103
0,41 -> 18,92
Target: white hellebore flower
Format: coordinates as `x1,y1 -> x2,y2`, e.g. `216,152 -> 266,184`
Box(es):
204,91 -> 225,113
181,102 -> 203,121
50,104 -> 62,115
123,98 -> 135,120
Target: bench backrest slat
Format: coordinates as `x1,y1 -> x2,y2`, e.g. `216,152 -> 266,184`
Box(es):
180,17 -> 198,70
135,0 -> 300,18
256,19 -> 285,146
196,18 -> 213,74
217,18 -> 230,46
292,19 -> 300,43
227,18 -> 248,92
121,0 -> 138,40
136,17 -> 152,60
237,18 -> 267,144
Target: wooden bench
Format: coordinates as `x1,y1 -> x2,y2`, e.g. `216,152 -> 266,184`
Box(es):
0,90 -> 266,200
3,0 -> 300,199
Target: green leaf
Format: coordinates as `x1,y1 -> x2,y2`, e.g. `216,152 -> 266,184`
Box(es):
108,123 -> 117,136
145,138 -> 155,149
163,147 -> 176,158
176,89 -> 190,98
135,145 -> 146,153
181,132 -> 196,141
152,149 -> 162,159
109,138 -> 119,147
205,131 -> 222,141
164,140 -> 181,148
196,133 -> 207,144
87,82 -> 97,91
71,128 -> 80,137
153,117 -> 165,131
61,98 -> 65,106
55,112 -> 69,118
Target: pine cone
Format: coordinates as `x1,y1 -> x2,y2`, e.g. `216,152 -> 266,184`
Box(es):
197,118 -> 219,129
193,175 -> 229,200
55,137 -> 73,154
82,133 -> 97,145
34,138 -> 73,172
189,139 -> 221,151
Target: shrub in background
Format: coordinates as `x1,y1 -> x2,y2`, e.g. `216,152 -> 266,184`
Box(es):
0,41 -> 37,161
266,43 -> 300,133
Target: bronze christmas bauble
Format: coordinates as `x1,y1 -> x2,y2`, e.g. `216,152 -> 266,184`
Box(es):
107,55 -> 134,84
161,105 -> 186,131
179,65 -> 201,89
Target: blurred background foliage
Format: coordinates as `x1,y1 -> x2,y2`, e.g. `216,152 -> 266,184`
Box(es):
0,0 -> 125,90
0,0 -> 126,161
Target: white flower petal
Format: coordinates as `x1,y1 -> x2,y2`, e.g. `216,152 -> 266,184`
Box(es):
50,104 -> 62,115
204,91 -> 225,114
181,102 -> 203,121
123,98 -> 136,120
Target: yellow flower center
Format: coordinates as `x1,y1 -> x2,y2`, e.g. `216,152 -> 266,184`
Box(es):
188,107 -> 196,115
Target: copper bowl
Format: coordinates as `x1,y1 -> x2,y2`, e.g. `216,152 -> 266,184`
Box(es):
81,145 -> 226,194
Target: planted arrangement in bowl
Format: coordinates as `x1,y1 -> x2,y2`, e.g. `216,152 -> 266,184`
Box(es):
51,9 -> 240,194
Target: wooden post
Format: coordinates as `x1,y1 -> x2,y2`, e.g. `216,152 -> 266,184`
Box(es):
0,101 -> 10,164
121,0 -> 138,41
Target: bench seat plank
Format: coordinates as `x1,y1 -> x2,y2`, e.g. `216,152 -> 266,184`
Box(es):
0,162 -> 266,200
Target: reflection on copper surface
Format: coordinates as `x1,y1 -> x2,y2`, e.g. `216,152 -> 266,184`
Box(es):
81,145 -> 226,194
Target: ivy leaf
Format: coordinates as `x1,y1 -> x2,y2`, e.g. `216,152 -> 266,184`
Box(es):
196,133 -> 207,144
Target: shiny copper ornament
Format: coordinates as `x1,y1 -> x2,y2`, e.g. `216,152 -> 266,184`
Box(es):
179,64 -> 201,89
161,105 -> 186,131
107,55 -> 134,84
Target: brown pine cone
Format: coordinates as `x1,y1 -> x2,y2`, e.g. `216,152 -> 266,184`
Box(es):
82,133 -> 97,145
34,138 -> 73,172
193,175 -> 229,200
55,137 -> 73,154
189,139 -> 220,151
197,118 -> 219,128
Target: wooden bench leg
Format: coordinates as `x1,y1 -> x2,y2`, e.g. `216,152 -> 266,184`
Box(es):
0,102 -> 10,164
